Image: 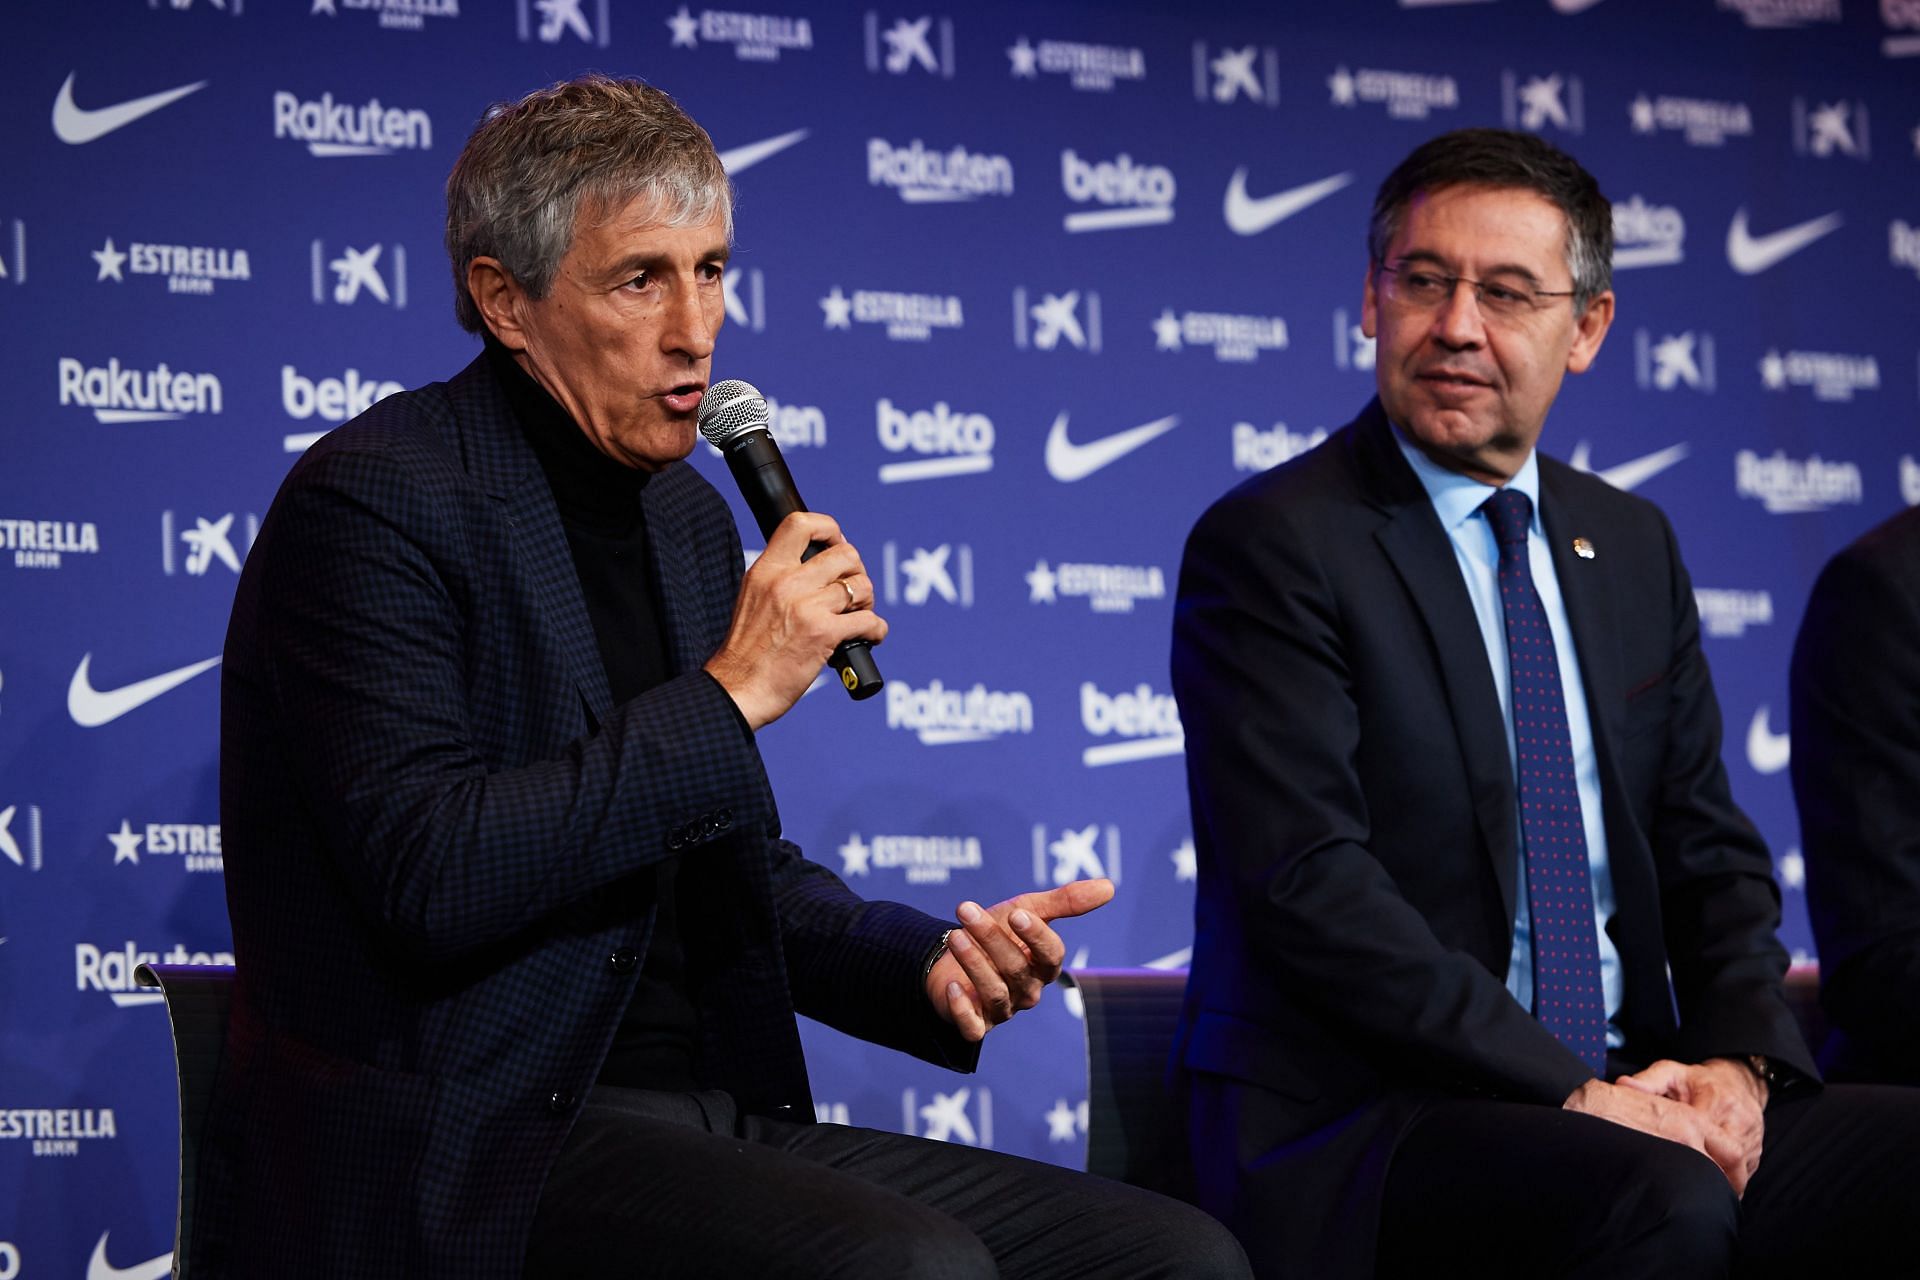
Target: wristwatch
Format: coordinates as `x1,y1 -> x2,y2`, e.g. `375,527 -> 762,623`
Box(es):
1745,1054 -> 1778,1088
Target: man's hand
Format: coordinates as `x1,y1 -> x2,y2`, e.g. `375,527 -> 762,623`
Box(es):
704,511 -> 886,730
1564,1072 -> 1758,1196
1616,1057 -> 1767,1191
926,878 -> 1115,1042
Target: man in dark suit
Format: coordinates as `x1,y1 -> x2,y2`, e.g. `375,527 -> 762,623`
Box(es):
1172,128 -> 1920,1278
1792,505 -> 1920,1084
209,75 -> 1248,1279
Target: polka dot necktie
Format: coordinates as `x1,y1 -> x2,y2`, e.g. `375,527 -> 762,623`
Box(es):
1483,488 -> 1607,1075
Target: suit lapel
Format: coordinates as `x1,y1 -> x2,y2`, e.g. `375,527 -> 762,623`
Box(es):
447,356 -> 614,724
1538,464 -> 1627,762
1355,408 -> 1520,915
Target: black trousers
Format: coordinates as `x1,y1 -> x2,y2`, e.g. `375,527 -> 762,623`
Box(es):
1376,1082 -> 1920,1279
525,1085 -> 1252,1279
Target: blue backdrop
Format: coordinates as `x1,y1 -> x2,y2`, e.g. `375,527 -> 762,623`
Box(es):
4,0 -> 1917,1273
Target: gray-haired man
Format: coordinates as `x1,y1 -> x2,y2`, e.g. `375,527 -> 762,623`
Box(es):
210,75 -> 1247,1279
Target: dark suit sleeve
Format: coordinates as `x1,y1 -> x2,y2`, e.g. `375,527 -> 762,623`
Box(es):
1174,495 -> 1593,1105
1632,514 -> 1811,1076
1793,521 -> 1920,1059
247,441 -> 776,965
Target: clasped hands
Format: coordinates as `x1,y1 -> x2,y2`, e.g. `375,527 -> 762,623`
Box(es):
924,878 -> 1116,1042
1565,1057 -> 1769,1195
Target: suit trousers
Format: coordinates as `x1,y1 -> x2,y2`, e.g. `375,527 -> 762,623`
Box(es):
1375,1082 -> 1920,1279
524,1084 -> 1252,1279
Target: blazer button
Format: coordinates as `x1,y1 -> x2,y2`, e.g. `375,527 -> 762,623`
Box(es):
715,808 -> 732,830
667,827 -> 685,850
548,1089 -> 575,1114
609,948 -> 637,973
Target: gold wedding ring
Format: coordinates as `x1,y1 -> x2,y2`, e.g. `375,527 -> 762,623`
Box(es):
840,579 -> 857,612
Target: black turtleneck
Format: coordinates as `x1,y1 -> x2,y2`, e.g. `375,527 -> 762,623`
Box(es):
486,337 -> 698,1092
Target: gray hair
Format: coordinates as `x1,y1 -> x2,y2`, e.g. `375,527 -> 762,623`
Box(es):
1367,127 -> 1612,314
445,74 -> 733,334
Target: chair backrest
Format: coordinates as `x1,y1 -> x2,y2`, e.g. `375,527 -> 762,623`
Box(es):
1060,968 -> 1187,1187
136,962 -> 236,1280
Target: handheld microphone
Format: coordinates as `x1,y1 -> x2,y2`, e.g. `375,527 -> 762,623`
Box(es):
698,379 -> 884,701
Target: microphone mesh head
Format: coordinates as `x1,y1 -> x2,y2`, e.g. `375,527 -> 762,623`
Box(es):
698,379 -> 768,446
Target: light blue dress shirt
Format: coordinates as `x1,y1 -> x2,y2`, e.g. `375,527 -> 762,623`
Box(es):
1394,432 -> 1624,1047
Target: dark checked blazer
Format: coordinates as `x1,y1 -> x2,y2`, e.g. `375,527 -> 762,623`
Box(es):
1170,401 -> 1815,1279
1792,505 -> 1920,1083
201,353 -> 971,1280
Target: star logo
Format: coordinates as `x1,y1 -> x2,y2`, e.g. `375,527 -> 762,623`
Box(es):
1152,309 -> 1184,351
1808,101 -> 1858,157
1044,1097 -> 1087,1142
819,286 -> 853,329
838,833 -> 871,876
109,819 -> 144,865
1760,349 -> 1788,390
1518,74 -> 1570,131
1029,291 -> 1085,350
1630,94 -> 1656,133
182,514 -> 241,576
330,244 -> 389,305
93,237 -> 128,283
1328,66 -> 1356,106
535,0 -> 593,43
1210,45 -> 1262,103
1171,838 -> 1197,883
919,1088 -> 978,1144
901,545 -> 957,604
1049,824 -> 1105,884
1026,560 -> 1058,604
0,806 -> 23,868
883,16 -> 938,74
666,4 -> 698,46
1007,35 -> 1037,77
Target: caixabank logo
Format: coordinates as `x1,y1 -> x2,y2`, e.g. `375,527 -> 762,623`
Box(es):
313,241 -> 407,307
0,803 -> 44,872
161,510 -> 257,577
517,0 -> 609,46
866,13 -> 954,77
1032,822 -> 1120,885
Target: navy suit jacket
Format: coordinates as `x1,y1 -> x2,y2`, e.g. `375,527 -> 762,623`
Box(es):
203,354 -> 969,1278
1792,504 -> 1920,1082
1171,402 -> 1813,1278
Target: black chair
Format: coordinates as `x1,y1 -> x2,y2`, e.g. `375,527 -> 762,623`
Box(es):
136,962 -> 235,1280
1059,968 -> 1186,1187
1063,963 -> 1830,1193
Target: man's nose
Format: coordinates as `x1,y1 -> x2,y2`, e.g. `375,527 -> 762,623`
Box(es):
1431,279 -> 1487,348
662,281 -> 718,360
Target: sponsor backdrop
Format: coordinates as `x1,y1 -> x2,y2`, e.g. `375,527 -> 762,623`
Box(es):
3,0 -> 1918,1271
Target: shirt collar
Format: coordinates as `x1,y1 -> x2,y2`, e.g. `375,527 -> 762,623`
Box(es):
1391,425 -> 1542,537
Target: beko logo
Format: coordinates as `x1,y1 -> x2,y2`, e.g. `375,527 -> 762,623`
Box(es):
1060,150 -> 1175,232
875,398 -> 993,483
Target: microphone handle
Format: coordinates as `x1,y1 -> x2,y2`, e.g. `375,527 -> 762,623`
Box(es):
722,431 -> 884,701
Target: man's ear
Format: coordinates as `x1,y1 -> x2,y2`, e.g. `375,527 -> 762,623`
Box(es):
1566,289 -> 1615,375
466,257 -> 528,350
1360,262 -> 1380,339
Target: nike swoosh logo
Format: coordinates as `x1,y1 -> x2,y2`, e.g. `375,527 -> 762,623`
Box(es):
1725,207 -> 1843,275
1568,440 -> 1690,491
53,72 -> 207,145
1044,412 -> 1178,482
1746,706 -> 1791,775
89,1233 -> 173,1280
1222,169 -> 1353,236
717,128 -> 809,175
68,653 -> 222,728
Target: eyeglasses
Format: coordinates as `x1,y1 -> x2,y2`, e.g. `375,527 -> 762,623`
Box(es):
1376,263 -> 1577,322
